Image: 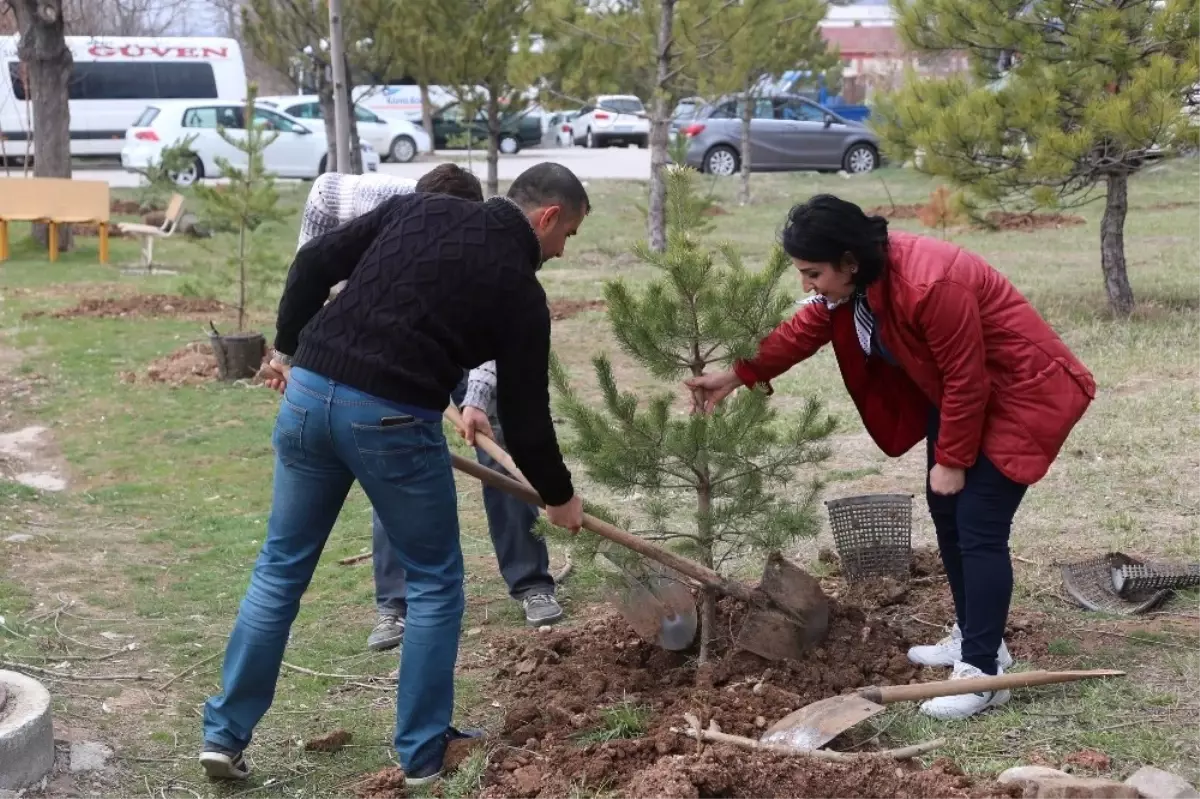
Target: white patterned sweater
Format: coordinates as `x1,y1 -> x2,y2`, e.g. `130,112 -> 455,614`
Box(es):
295,172 -> 498,412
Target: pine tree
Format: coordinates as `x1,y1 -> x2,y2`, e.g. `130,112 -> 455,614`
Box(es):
550,165 -> 836,661
873,0 -> 1199,316
192,86 -> 291,332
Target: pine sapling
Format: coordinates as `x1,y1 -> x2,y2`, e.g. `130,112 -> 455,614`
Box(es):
551,165 -> 836,661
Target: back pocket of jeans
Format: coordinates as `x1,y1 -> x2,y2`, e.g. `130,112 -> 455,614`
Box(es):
273,399 -> 307,467
351,421 -> 435,484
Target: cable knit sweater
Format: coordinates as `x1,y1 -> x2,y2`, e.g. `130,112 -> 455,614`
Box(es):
275,191 -> 573,505
295,172 -> 498,412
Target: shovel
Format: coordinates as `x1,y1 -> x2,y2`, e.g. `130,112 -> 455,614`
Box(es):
761,669 -> 1126,751
444,405 -> 698,649
446,440 -> 831,662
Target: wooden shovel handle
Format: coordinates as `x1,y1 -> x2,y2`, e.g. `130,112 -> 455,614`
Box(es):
443,404 -> 532,487
447,452 -> 748,600
863,669 -> 1126,704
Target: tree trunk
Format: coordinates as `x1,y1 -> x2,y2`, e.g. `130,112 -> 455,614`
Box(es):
419,82 -> 435,153
317,84 -> 338,172
342,54 -> 362,174
1101,172 -> 1134,316
236,223 -> 247,331
646,0 -> 676,253
739,85 -> 753,206
11,0 -> 74,253
486,88 -> 501,197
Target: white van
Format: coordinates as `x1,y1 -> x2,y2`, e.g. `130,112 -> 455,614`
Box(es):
0,36 -> 247,159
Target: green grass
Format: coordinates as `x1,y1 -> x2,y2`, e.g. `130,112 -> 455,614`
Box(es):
574,699 -> 653,745
1,162 -> 1198,794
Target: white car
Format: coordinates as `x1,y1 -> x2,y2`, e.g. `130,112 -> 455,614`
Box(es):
258,94 -> 430,163
121,99 -> 379,186
572,95 -> 650,149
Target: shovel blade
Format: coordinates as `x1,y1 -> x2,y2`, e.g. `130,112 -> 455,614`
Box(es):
735,554 -> 830,661
608,568 -> 698,651
760,694 -> 886,752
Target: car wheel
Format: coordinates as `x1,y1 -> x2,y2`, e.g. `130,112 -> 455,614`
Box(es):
704,145 -> 739,176
499,135 -> 520,155
389,135 -> 417,163
843,143 -> 878,174
586,130 -> 598,148
319,154 -> 329,174
637,136 -> 649,149
169,155 -> 203,187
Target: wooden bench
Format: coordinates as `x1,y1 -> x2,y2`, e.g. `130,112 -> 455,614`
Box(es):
0,177 -> 111,263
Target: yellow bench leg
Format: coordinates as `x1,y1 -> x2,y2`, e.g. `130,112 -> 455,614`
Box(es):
0,220 -> 8,261
48,222 -> 59,262
98,223 -> 109,264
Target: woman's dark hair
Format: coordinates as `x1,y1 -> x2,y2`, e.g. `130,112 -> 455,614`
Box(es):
780,194 -> 890,287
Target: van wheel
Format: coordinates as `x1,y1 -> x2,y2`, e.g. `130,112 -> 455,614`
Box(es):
389,135 -> 417,163
170,155 -> 203,187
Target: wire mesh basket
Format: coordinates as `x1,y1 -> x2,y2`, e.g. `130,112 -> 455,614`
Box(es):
1060,552 -> 1172,616
1111,561 -> 1200,596
825,493 -> 913,582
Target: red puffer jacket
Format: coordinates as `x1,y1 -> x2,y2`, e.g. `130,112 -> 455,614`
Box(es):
733,232 -> 1096,485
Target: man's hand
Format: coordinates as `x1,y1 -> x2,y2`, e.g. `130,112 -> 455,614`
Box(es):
929,464 -> 966,496
460,405 -> 495,446
263,358 -> 292,395
546,495 -> 583,534
684,369 -> 742,414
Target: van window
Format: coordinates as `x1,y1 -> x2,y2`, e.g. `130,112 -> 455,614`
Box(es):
7,61 -> 218,101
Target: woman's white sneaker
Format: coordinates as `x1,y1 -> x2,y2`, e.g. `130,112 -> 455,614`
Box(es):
919,661 -> 1012,719
907,623 -> 1014,669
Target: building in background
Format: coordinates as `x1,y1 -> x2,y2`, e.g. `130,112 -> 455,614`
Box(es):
819,0 -> 968,104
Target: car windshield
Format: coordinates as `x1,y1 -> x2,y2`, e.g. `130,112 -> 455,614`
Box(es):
599,98 -> 644,114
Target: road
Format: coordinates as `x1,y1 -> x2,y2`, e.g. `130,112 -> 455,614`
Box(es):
2,145 -> 653,188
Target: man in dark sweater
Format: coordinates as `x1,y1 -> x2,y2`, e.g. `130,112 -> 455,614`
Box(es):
200,163 -> 589,786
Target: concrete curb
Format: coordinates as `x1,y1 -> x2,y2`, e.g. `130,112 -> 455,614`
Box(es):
0,670 -> 55,791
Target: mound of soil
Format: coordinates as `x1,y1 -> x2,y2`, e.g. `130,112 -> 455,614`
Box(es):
353,767 -> 407,799
66,223 -> 134,239
866,203 -> 925,220
549,298 -> 606,321
353,549 -> 1068,797
982,212 -> 1085,231
31,294 -> 224,320
110,199 -> 163,215
121,341 -> 275,387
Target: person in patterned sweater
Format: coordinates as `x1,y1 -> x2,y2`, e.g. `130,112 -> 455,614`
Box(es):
201,162 -> 590,787
285,165 -> 565,651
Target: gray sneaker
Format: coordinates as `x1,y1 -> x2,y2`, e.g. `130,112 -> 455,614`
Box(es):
522,593 -> 563,627
367,613 -> 405,651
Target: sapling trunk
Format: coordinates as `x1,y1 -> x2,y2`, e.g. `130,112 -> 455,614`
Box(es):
237,224 -> 247,332
1101,172 -> 1134,316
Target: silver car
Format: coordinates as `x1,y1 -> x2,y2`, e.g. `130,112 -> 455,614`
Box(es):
681,94 -> 880,175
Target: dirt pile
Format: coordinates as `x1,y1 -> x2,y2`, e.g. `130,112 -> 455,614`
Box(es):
982,212 -> 1085,231
352,767 -> 407,799
866,203 -> 925,220
30,294 -> 225,320
121,341 -> 275,387
549,298 -> 605,321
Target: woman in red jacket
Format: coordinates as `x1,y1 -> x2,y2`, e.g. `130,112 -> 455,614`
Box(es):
687,195 -> 1095,719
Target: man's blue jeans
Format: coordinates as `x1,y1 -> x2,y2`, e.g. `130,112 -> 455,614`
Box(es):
374,377 -> 549,613
202,367 -> 463,774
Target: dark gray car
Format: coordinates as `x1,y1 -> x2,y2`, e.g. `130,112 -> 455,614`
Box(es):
680,94 -> 880,175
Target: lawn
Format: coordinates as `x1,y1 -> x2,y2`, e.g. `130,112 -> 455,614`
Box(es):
1,161 -> 1197,798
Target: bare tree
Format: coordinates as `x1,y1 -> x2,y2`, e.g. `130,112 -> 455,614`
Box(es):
62,0 -> 195,36
4,0 -> 73,253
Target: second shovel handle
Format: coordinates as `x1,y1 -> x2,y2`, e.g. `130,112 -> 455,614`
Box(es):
443,404 -> 532,487
864,669 -> 1126,704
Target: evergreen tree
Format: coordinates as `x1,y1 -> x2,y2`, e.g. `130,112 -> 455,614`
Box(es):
192,86 -> 292,332
873,0 -> 1199,316
550,165 -> 836,661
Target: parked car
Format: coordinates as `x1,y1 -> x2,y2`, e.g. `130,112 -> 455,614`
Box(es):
430,102 -> 542,153
669,96 -> 705,136
258,94 -> 429,162
120,99 -> 380,186
572,95 -> 650,148
681,94 -> 880,175
544,110 -> 580,147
